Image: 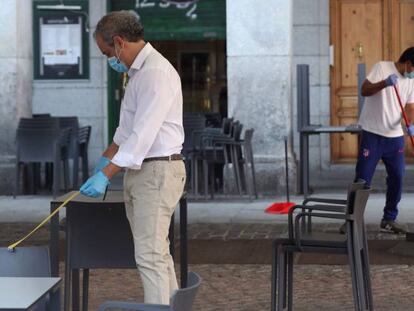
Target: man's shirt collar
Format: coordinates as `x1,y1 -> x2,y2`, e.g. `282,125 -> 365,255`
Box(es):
128,42 -> 153,76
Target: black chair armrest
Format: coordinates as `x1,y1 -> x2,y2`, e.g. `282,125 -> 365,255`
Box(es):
302,197 -> 347,206
294,212 -> 351,250
288,204 -> 346,238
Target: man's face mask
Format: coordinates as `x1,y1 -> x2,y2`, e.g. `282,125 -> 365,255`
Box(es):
404,63 -> 414,79
108,42 -> 128,73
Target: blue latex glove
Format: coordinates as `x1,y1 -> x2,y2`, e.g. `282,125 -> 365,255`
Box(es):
80,171 -> 110,198
93,156 -> 111,174
408,124 -> 414,136
385,74 -> 398,87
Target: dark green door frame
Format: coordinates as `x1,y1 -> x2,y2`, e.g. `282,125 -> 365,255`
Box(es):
105,0 -> 226,143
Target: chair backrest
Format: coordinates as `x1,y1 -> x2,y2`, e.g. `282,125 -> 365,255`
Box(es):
33,113 -> 51,118
78,126 -> 91,145
0,246 -> 51,277
16,128 -> 62,162
18,117 -> 60,130
170,272 -> 202,311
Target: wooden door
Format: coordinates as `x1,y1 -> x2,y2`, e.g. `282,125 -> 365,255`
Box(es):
330,0 -> 390,162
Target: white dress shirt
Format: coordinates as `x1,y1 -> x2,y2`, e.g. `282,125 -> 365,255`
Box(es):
111,43 -> 184,169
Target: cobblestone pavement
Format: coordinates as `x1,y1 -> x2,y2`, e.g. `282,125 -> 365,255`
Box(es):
2,223 -> 414,310
72,264 -> 414,311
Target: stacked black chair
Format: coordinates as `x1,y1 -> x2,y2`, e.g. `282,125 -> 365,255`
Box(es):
14,117 -> 71,198
271,181 -> 373,311
194,120 -> 243,198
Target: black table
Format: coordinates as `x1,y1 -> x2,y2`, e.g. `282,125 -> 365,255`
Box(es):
0,277 -> 61,310
49,191 -> 188,311
299,124 -> 362,196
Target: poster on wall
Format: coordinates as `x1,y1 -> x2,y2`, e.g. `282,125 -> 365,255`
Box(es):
39,15 -> 83,78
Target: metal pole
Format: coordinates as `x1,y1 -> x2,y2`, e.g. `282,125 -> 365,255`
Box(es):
284,136 -> 290,202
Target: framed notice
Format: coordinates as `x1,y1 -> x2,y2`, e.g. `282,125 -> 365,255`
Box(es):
33,4 -> 89,79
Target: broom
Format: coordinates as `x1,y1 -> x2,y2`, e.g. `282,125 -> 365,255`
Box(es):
265,136 -> 296,214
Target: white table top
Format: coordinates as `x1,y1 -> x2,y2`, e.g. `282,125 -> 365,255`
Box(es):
0,277 -> 61,310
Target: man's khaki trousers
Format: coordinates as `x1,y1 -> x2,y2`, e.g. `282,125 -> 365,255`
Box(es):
123,160 -> 186,304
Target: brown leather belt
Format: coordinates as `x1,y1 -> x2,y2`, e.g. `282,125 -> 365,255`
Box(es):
143,154 -> 183,163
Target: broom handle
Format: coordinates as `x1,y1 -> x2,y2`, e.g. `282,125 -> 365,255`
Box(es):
393,85 -> 414,147
284,137 -> 290,202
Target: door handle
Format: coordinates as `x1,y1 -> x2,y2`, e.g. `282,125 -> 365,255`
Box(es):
356,42 -> 364,60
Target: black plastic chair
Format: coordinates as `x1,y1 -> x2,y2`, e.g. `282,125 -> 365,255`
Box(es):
14,118 -> 71,198
271,183 -> 373,311
97,272 -> 201,311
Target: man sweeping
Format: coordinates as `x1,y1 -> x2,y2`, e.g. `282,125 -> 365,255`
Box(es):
351,47 -> 414,234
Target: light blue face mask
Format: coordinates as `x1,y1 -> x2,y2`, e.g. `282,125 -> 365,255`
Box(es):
403,62 -> 414,79
108,56 -> 129,73
404,71 -> 414,79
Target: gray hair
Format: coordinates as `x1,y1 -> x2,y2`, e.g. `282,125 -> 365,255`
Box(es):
94,11 -> 144,46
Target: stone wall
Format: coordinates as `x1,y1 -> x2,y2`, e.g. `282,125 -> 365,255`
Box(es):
0,0 -> 33,194
226,0 -> 294,194
31,0 -> 107,170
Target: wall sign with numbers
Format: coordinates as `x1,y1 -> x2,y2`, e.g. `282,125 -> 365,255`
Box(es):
110,0 -> 225,41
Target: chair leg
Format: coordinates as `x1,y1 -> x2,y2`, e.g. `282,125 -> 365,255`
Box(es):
82,269 -> 90,311
210,164 -> 215,199
287,251 -> 294,311
72,156 -> 79,190
53,160 -> 59,199
271,241 -> 278,311
250,150 -> 258,199
203,160 -> 209,199
244,160 -> 253,201
14,162 -> 20,198
348,237 -> 364,311
362,235 -> 374,310
193,157 -> 199,197
276,245 -> 286,311
81,152 -> 89,183
230,146 -> 242,196
63,160 -> 69,192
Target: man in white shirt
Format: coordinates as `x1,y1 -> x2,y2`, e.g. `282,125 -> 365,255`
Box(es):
355,47 -> 414,234
79,11 -> 186,304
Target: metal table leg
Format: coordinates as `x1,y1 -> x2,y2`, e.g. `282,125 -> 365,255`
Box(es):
179,195 -> 188,288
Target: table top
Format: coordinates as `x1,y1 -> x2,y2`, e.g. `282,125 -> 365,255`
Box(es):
300,124 -> 362,134
53,190 -> 124,204
0,277 -> 61,309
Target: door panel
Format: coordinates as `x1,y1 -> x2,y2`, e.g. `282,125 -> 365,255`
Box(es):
331,0 -> 389,162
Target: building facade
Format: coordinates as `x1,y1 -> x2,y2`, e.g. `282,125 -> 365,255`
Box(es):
2,0 -> 411,195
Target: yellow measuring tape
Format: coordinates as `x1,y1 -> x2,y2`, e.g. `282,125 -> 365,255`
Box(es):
8,191 -> 80,251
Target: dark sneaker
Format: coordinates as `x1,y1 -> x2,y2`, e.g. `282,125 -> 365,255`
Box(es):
380,219 -> 406,234
339,222 -> 347,235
